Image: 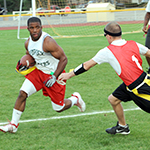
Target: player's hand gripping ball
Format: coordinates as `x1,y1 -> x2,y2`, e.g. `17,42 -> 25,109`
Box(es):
20,54 -> 36,68
16,54 -> 36,75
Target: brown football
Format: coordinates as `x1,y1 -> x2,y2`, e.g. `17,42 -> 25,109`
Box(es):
20,54 -> 36,67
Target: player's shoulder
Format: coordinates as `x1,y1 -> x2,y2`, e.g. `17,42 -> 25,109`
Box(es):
42,31 -> 54,42
25,37 -> 30,44
97,47 -> 111,56
42,31 -> 52,39
43,35 -> 58,53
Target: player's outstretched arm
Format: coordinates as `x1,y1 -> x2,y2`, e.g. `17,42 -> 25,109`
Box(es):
58,71 -> 75,81
58,59 -> 97,81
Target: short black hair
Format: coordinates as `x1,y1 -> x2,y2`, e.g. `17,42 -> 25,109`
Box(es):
27,17 -> 42,26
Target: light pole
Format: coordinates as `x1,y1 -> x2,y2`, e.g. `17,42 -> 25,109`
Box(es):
48,0 -> 50,10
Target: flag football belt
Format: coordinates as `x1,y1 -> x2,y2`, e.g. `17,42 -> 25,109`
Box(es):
15,66 -> 37,75
126,72 -> 150,101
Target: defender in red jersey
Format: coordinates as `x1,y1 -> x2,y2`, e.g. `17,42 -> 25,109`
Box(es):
58,21 -> 150,135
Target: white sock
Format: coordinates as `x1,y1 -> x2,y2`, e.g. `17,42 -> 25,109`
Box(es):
68,95 -> 78,107
119,123 -> 127,128
11,108 -> 22,126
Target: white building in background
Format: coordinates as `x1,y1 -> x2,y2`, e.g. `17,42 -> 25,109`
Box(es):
130,0 -> 149,4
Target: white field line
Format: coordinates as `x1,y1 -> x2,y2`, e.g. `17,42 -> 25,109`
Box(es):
0,107 -> 140,125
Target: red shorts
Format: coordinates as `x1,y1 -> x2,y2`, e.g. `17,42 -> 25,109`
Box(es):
25,69 -> 66,106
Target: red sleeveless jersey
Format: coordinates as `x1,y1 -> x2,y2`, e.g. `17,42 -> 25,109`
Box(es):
108,40 -> 143,86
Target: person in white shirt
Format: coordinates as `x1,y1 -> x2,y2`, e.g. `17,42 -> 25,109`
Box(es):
143,0 -> 150,57
0,17 -> 86,133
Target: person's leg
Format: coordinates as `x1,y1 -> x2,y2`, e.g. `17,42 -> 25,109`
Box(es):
0,79 -> 37,133
108,94 -> 126,126
51,99 -> 72,112
51,92 -> 86,112
106,94 -> 130,134
47,80 -> 86,112
145,27 -> 150,49
11,90 -> 27,125
12,79 -> 37,125
106,83 -> 131,134
0,90 -> 27,133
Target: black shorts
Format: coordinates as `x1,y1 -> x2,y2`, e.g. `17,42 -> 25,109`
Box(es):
112,72 -> 150,113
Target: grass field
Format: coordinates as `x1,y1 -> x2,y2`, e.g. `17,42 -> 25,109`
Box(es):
0,28 -> 150,150
17,22 -> 143,37
42,23 -> 143,37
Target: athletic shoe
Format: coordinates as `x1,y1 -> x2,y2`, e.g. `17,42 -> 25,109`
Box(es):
106,121 -> 130,135
0,122 -> 19,133
72,92 -> 86,112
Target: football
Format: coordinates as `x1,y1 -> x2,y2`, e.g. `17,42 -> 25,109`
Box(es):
20,54 -> 36,67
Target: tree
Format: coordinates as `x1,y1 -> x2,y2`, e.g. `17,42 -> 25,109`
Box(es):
23,0 -> 32,10
0,0 -> 31,12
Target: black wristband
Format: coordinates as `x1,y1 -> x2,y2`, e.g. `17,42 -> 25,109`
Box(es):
73,64 -> 87,75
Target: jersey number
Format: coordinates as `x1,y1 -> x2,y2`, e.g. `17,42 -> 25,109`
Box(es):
132,55 -> 142,70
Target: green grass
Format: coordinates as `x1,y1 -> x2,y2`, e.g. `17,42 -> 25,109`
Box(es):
0,29 -> 150,150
